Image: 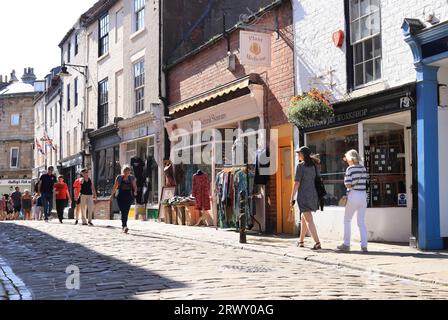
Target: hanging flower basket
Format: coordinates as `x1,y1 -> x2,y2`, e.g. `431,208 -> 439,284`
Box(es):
288,88 -> 335,129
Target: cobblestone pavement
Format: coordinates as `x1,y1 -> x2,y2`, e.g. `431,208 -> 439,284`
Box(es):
1,220 -> 448,300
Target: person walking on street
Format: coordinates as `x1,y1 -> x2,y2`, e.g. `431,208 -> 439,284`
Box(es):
22,189 -> 33,221
10,187 -> 22,220
290,146 -> 322,250
54,175 -> 72,224
73,174 -> 82,225
32,192 -> 42,221
38,166 -> 57,222
337,150 -> 369,253
110,165 -> 137,234
77,168 -> 97,226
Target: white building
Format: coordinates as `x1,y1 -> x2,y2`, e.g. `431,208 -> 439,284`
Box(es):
292,0 -> 448,248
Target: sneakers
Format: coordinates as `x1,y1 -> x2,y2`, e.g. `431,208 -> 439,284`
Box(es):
82,222 -> 88,226
88,222 -> 94,226
337,244 -> 351,252
361,247 -> 369,253
123,227 -> 129,234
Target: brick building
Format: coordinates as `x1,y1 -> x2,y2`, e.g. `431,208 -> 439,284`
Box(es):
164,0 -> 294,234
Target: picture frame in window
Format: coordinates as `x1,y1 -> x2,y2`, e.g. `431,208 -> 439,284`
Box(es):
158,186 -> 176,221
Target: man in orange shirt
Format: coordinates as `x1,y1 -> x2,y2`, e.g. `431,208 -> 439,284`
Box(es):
54,175 -> 72,224
73,174 -> 82,225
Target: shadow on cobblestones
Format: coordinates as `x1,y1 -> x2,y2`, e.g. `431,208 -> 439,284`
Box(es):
0,223 -> 186,300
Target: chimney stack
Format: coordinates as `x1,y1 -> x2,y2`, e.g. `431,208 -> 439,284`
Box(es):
21,67 -> 37,85
10,70 -> 18,83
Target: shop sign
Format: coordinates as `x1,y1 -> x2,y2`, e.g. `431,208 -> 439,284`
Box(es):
240,31 -> 271,67
0,179 -> 32,186
189,113 -> 227,129
398,193 -> 407,207
124,126 -> 149,141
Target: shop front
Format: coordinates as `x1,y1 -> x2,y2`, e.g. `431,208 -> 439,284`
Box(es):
58,153 -> 84,218
299,84 -> 416,243
0,179 -> 32,196
88,124 -> 122,220
165,75 -> 268,232
118,112 -> 162,219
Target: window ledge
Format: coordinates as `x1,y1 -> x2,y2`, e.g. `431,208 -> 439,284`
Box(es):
350,80 -> 387,99
97,52 -> 110,63
130,28 -> 146,41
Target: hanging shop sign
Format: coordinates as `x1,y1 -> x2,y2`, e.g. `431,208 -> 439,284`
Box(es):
240,31 -> 272,67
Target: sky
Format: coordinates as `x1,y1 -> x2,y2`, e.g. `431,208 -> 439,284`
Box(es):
0,0 -> 98,81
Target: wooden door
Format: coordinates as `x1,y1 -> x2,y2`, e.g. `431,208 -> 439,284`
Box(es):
280,147 -> 294,234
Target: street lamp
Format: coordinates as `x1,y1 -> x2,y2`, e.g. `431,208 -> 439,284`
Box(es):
58,63 -> 88,78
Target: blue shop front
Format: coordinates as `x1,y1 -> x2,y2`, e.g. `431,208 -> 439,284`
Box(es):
402,19 -> 448,249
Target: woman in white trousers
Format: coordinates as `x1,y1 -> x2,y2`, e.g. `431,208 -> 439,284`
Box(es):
337,150 -> 369,253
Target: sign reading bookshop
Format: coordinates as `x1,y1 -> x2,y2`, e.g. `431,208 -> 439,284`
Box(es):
240,31 -> 272,67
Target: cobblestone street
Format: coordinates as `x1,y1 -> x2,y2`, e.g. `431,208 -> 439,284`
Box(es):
1,220 -> 448,300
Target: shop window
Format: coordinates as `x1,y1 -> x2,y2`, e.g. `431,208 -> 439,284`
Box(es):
364,123 -> 406,208
96,146 -> 121,197
307,125 -> 359,207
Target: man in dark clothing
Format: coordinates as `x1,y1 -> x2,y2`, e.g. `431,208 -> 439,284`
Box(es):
38,166 -> 57,222
10,187 -> 22,220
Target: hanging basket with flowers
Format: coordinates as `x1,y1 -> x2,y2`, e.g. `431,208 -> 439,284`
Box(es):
287,88 -> 335,129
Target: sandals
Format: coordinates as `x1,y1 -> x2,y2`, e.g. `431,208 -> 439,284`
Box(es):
311,242 -> 322,250
297,241 -> 305,248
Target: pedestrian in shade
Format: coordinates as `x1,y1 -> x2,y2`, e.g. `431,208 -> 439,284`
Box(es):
22,189 -> 33,221
77,168 -> 97,226
10,186 -> 22,220
110,165 -> 137,234
73,173 -> 82,225
337,150 -> 369,253
32,192 -> 42,221
39,166 -> 57,222
290,146 -> 322,250
54,175 -> 72,224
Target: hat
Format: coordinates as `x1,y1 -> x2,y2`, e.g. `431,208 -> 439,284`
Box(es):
296,146 -> 311,157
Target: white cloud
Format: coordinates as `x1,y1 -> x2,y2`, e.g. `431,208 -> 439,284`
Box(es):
0,0 -> 97,80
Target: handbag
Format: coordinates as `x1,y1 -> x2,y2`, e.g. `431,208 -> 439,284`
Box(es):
314,165 -> 327,211
339,195 -> 348,207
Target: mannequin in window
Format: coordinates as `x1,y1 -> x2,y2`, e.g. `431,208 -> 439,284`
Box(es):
131,155 -> 145,206
164,160 -> 176,187
192,169 -> 211,226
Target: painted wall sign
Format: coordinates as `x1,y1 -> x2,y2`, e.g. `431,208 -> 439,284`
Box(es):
0,179 -> 32,186
240,31 -> 272,67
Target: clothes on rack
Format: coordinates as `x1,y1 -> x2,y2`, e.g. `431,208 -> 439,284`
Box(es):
192,172 -> 211,210
215,166 -> 255,229
131,157 -> 146,187
164,161 -> 177,187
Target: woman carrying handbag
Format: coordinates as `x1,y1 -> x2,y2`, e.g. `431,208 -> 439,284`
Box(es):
290,146 -> 322,250
337,150 -> 369,253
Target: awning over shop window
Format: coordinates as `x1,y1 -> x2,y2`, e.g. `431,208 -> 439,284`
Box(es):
169,74 -> 258,115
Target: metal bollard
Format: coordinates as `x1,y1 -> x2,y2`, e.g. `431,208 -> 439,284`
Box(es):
239,190 -> 247,244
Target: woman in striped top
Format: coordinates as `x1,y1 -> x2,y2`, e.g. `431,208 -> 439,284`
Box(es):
337,149 -> 369,253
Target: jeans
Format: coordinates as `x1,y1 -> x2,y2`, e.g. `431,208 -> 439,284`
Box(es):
41,192 -> 53,220
344,190 -> 368,248
56,199 -> 67,221
117,192 -> 134,228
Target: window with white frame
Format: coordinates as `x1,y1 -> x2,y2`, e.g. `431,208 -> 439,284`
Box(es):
11,114 -> 20,126
67,83 -> 71,112
134,60 -> 145,113
134,0 -> 145,32
66,131 -> 71,157
10,148 -> 19,168
98,78 -> 109,128
67,42 -> 71,63
99,13 -> 109,57
54,103 -> 58,124
349,0 -> 382,87
73,127 -> 78,153
74,77 -> 79,107
75,33 -> 79,56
